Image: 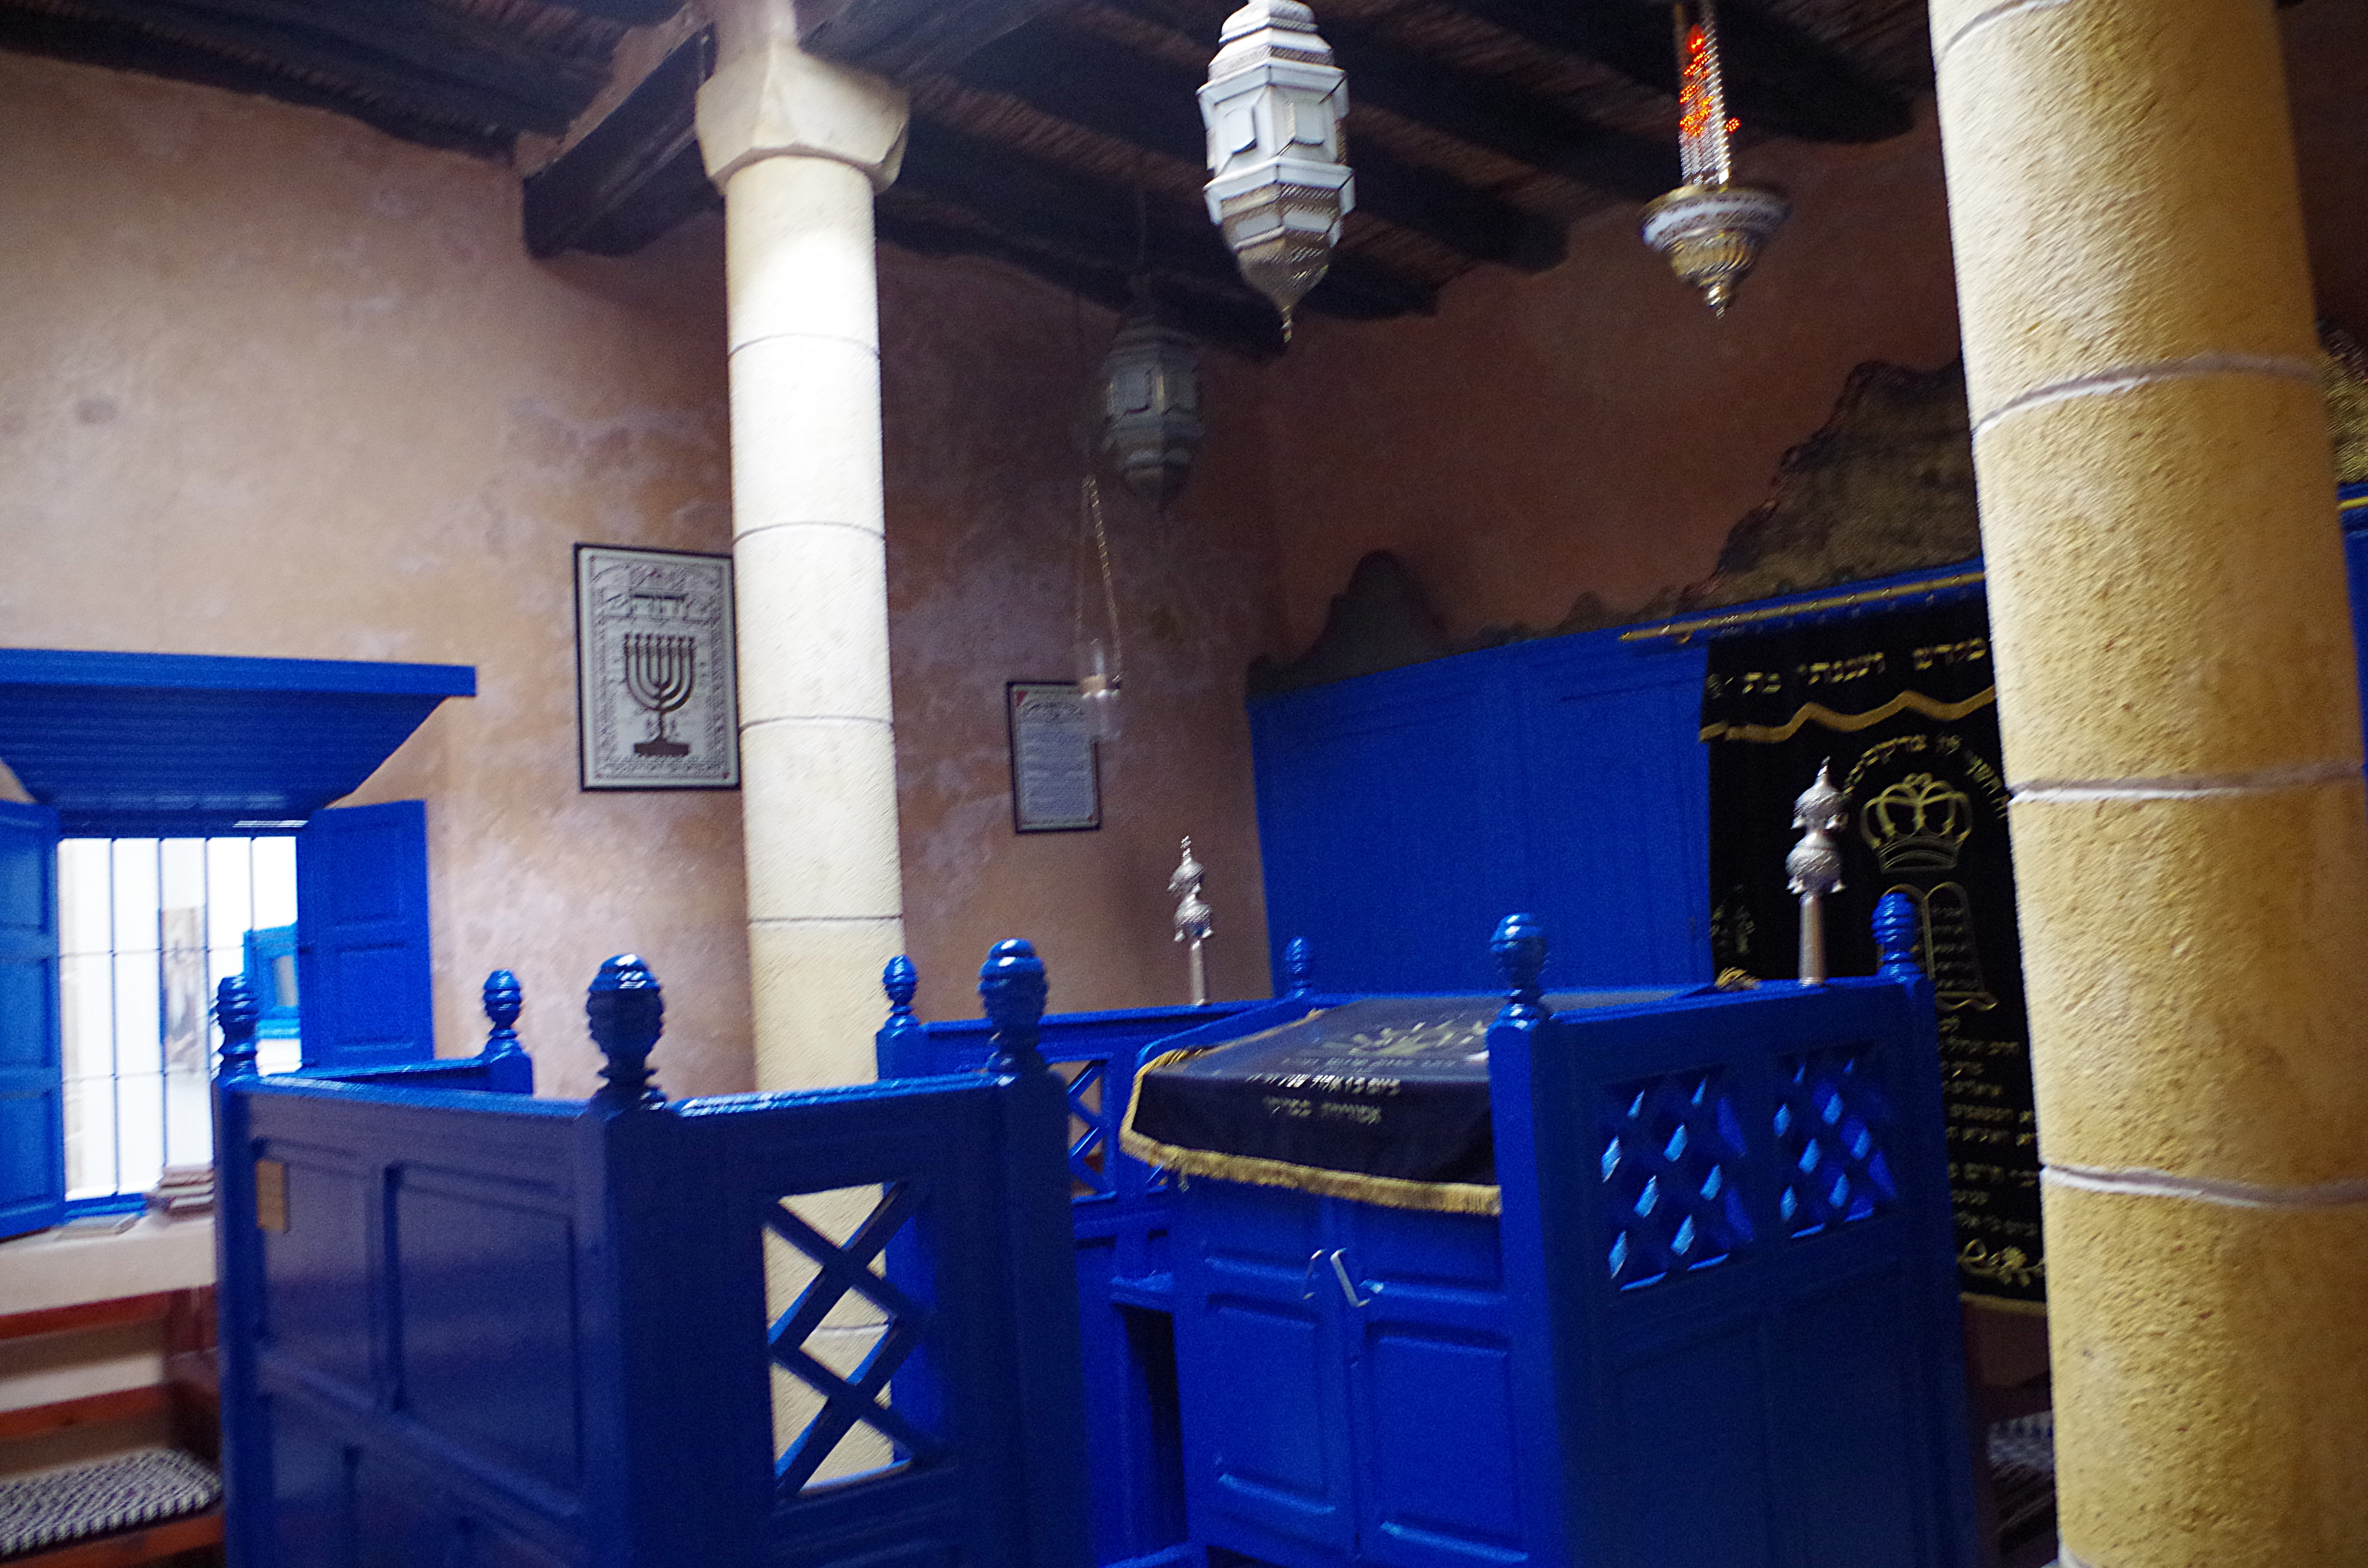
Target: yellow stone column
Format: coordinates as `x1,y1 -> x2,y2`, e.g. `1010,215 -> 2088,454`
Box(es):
696,0 -> 909,1093
1930,2 -> 2368,1565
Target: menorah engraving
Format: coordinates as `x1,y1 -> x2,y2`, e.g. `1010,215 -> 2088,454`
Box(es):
621,631 -> 697,757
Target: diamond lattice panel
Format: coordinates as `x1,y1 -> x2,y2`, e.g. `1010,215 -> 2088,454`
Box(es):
1065,1060 -> 1112,1198
764,1182 -> 943,1496
1600,1070 -> 1754,1290
1775,1047 -> 1899,1238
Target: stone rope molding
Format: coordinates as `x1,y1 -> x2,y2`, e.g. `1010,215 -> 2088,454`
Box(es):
2044,1162 -> 2368,1211
1968,353 -> 2323,441
2008,758 -> 2365,804
1934,0 -> 2077,69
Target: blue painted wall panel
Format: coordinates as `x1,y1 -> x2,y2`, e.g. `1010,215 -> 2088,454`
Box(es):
1250,632 -> 1709,994
0,800 -> 62,1240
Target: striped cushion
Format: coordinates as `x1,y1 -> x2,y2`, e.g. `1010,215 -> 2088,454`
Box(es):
0,1446 -> 221,1557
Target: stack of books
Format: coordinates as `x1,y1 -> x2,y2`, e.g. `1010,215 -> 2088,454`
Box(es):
146,1165 -> 215,1220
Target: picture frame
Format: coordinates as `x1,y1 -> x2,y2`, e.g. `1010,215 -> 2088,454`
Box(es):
574,544 -> 740,791
1007,680 -> 1101,833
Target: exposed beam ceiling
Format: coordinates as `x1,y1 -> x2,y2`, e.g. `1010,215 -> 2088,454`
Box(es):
1,0 -> 1934,349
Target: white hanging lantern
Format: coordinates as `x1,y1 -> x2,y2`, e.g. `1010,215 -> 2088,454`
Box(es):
1099,290 -> 1204,509
1641,0 -> 1789,315
1197,0 -> 1354,336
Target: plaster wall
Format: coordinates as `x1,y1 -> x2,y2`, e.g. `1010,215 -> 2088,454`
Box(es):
1258,99 -> 1965,651
0,50 -> 748,1098
1256,0 -> 2368,652
878,249 -> 1282,1016
0,50 -> 1284,1133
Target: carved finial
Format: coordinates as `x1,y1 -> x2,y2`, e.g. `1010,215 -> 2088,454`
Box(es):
482,969 -> 523,1057
980,938 -> 1049,1073
1171,837 -> 1214,1005
883,955 -> 918,1016
1788,760 -> 1850,986
215,974 -> 260,1078
1282,935 -> 1314,999
586,955 -> 664,1107
1491,913 -> 1549,1022
1874,892 -> 1923,980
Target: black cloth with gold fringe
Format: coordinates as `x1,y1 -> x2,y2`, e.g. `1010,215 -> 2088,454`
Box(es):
1122,992 -> 1673,1216
1702,596 -> 2045,1307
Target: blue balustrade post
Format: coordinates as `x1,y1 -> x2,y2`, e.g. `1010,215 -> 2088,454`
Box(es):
876,955 -> 924,1077
210,975 -> 267,1567
980,938 -> 1049,1075
1874,892 -> 1923,980
977,939 -> 1094,1568
1491,912 -> 1551,1024
586,955 -> 665,1110
480,968 -> 534,1093
1480,915 -> 1576,1567
1282,935 -> 1315,999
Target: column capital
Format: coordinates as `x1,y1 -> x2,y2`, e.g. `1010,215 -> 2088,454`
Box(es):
695,0 -> 910,189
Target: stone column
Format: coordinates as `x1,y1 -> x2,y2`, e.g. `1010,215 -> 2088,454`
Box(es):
1930,3 -> 2368,1565
696,0 -> 909,1093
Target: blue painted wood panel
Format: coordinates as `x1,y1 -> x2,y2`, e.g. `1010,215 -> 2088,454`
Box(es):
217,955 -> 1096,1568
0,648 -> 471,838
1249,633 -> 1710,995
296,801 -> 434,1067
880,999 -> 1256,1568
1170,963 -> 1975,1568
0,800 -> 62,1240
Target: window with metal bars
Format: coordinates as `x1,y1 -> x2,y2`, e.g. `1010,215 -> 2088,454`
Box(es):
57,836 -> 299,1205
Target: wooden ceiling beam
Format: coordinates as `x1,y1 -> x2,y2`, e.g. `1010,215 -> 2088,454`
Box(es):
530,0 -> 681,24
34,0 -> 599,132
796,0 -> 1074,80
897,116 -> 1438,321
1321,21 -> 1677,203
0,5 -> 511,152
874,204 -> 1286,356
524,32 -> 713,256
1451,0 -> 1913,146
954,24 -> 1566,272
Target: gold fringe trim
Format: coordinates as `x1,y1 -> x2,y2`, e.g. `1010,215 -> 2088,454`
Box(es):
1699,685 -> 1998,745
1120,1047 -> 1504,1217
1960,1293 -> 2049,1318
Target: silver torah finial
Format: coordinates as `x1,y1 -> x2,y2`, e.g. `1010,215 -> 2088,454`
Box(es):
1786,760 -> 1849,987
1171,836 -> 1214,1006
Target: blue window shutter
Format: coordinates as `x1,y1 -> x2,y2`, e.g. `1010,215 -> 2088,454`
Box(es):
0,801 -> 63,1240
296,801 -> 434,1068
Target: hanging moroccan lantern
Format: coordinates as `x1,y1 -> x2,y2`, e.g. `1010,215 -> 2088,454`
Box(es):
1641,0 -> 1789,315
1099,287 -> 1204,509
1197,0 -> 1354,336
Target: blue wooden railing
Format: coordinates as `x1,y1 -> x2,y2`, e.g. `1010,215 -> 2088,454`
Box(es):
212,943 -> 1093,1568
871,945 -> 1323,1568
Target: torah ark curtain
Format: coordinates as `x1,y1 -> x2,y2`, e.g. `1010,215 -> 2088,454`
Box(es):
1702,598 -> 2041,1307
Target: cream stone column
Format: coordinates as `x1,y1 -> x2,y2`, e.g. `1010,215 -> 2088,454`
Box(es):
1930,3 -> 2368,1566
697,0 -> 908,1093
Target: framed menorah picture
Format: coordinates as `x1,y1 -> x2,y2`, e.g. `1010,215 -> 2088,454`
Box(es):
574,544 -> 740,790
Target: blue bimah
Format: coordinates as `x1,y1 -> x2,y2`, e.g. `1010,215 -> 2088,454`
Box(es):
211,943 -> 1095,1568
1124,898 -> 1979,1568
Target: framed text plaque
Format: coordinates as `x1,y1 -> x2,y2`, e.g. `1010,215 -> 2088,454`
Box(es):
575,544 -> 740,791
1007,681 -> 1101,832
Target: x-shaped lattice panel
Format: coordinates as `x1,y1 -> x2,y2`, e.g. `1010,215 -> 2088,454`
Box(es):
765,1181 -> 944,1495
1600,1070 -> 1754,1290
1066,1059 -> 1113,1196
1776,1048 -> 1898,1237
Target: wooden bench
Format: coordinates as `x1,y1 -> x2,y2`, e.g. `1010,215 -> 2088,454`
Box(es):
0,1288 -> 223,1568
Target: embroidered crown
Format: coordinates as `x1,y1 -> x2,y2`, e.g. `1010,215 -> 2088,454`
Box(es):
1860,772 -> 1972,871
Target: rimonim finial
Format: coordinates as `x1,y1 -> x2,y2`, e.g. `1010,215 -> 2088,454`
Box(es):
1787,760 -> 1849,986
1171,836 -> 1214,1006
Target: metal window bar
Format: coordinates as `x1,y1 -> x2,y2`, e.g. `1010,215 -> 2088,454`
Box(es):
59,834 -> 298,1202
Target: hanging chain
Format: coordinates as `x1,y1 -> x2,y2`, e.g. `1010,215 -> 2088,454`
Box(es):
1082,475 -> 1123,689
